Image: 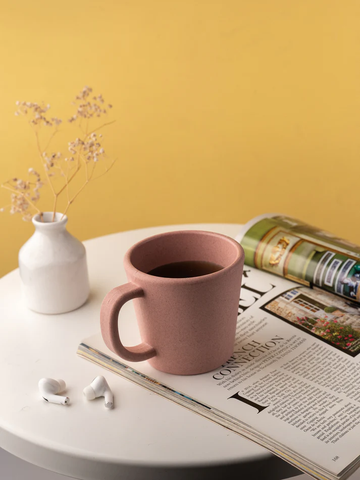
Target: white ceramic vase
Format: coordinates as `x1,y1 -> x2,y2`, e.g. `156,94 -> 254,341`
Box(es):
19,212 -> 90,314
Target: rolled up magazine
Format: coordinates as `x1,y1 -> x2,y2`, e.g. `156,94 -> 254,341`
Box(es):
78,214 -> 360,480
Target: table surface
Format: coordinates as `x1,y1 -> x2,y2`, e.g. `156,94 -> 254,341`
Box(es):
0,223 -> 300,480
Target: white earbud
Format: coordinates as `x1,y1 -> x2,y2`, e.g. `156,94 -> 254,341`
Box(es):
38,378 -> 70,405
83,376 -> 114,409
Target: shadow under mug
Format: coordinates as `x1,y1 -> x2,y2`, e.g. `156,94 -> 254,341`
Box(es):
100,230 -> 244,375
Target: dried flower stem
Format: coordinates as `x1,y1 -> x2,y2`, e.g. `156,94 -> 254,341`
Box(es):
61,179 -> 89,219
57,164 -> 81,196
52,196 -> 57,221
91,158 -> 117,181
87,120 -> 116,136
0,203 -> 11,213
35,131 -> 56,196
61,165 -> 95,219
60,158 -> 116,220
35,128 -> 83,221
55,163 -> 71,204
60,129 -> 92,219
58,121 -> 113,217
43,129 -> 59,152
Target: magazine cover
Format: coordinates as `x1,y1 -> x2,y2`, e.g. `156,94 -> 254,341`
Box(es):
237,213 -> 360,302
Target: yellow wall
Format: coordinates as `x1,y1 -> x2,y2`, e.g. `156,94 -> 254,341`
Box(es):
1,0 -> 360,277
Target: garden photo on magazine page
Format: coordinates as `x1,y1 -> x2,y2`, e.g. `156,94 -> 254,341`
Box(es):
262,285 -> 360,356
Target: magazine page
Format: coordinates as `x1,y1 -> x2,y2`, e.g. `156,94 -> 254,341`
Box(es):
78,266 -> 360,480
236,213 -> 360,304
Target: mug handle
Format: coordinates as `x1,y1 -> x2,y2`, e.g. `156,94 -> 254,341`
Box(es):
100,283 -> 156,362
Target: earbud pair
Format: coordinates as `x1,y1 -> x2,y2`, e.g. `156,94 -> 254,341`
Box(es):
38,376 -> 114,409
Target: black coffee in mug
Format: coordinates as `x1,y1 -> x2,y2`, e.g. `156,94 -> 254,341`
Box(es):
147,260 -> 223,279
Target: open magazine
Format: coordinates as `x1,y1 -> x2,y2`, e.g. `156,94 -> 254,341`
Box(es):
77,213 -> 360,480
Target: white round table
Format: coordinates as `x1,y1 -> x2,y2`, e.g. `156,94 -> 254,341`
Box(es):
0,224 -> 301,480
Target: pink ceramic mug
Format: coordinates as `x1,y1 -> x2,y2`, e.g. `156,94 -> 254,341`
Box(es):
100,230 -> 244,375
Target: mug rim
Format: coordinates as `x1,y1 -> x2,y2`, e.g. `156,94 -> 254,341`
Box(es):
124,230 -> 244,284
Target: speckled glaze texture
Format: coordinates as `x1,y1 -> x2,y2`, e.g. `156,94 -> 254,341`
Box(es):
19,213 -> 90,314
100,230 -> 244,375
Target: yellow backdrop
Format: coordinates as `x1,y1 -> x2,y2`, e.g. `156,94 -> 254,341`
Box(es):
1,0 -> 360,278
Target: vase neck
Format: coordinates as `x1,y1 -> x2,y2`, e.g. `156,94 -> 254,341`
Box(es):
32,212 -> 68,234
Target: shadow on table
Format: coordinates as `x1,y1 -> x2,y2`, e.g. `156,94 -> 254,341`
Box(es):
132,455 -> 302,480
0,446 -> 302,480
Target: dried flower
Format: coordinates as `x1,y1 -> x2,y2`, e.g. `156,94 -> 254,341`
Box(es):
2,86 -> 115,222
69,86 -> 110,122
15,101 -> 61,128
1,170 -> 43,220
